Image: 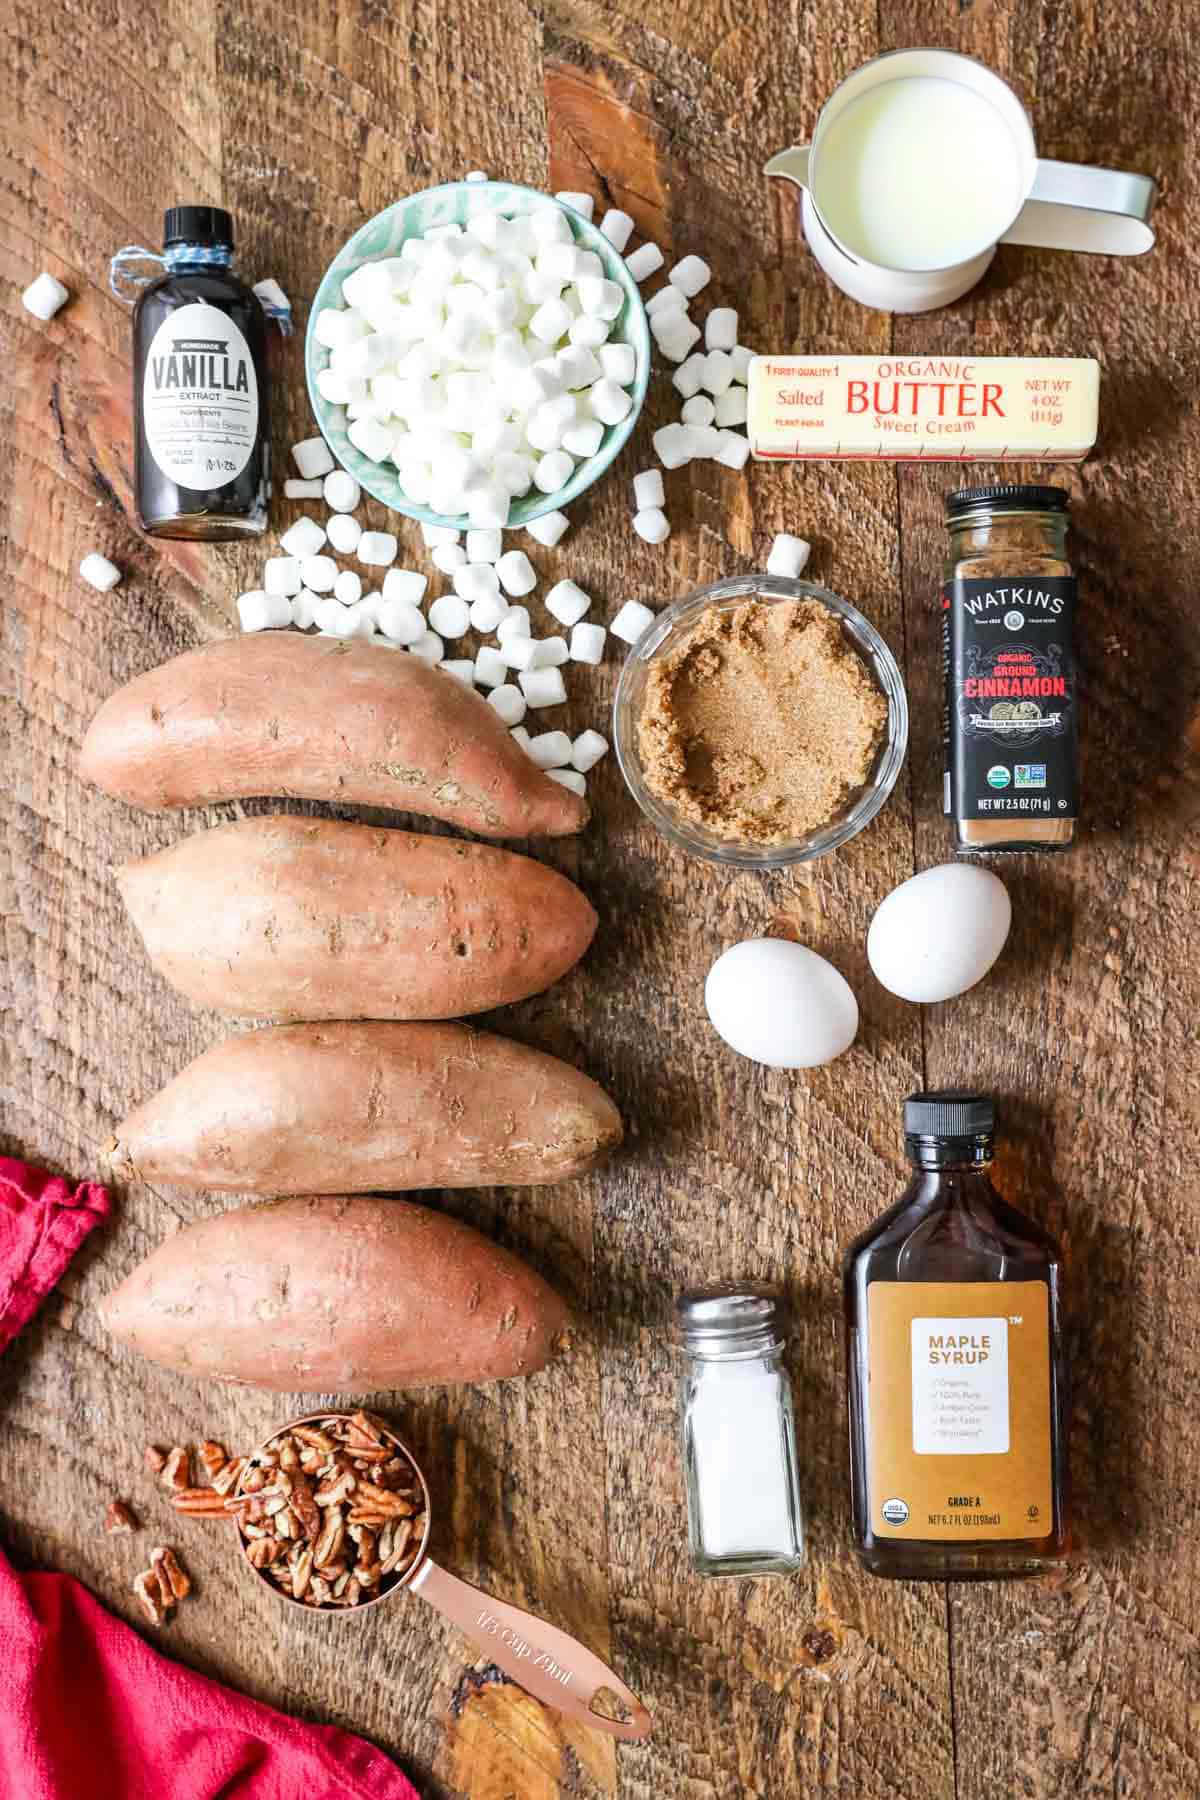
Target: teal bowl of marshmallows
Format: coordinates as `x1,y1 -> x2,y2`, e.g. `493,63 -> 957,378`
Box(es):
304,180 -> 652,532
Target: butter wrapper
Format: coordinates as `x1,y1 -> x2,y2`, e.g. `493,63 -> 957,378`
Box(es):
748,355 -> 1099,462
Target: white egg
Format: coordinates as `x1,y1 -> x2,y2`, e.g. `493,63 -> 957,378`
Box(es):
705,939 -> 859,1068
867,864 -> 1011,1003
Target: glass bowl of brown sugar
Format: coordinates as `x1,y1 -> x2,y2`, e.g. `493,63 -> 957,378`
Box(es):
613,574 -> 908,868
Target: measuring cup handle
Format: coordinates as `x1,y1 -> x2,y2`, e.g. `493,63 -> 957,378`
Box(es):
409,1560 -> 652,1740
1002,159 -> 1157,255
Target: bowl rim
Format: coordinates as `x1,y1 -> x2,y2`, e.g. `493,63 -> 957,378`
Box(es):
612,574 -> 910,869
303,179 -> 652,529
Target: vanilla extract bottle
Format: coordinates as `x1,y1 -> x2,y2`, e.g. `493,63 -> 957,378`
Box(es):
132,206 -> 269,540
844,1092 -> 1069,1580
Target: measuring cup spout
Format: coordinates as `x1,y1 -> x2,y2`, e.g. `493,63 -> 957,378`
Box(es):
409,1560 -> 652,1740
764,146 -> 811,189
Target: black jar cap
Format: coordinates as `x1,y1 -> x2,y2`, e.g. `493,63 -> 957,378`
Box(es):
163,205 -> 234,249
945,484 -> 1069,520
904,1089 -> 996,1141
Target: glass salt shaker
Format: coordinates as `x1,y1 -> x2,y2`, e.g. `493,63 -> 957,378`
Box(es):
675,1285 -> 805,1576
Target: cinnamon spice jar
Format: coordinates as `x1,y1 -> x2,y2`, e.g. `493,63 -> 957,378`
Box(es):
943,485 -> 1078,851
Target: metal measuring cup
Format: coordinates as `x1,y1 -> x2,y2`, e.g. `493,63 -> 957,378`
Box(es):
232,1410 -> 651,1741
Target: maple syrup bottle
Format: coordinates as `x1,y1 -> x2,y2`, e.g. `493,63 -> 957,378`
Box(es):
132,206 -> 269,541
844,1091 -> 1069,1579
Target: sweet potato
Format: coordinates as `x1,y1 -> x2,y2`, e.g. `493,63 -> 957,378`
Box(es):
80,633 -> 587,838
106,1021 -> 623,1194
116,815 -> 596,1020
98,1195 -> 572,1391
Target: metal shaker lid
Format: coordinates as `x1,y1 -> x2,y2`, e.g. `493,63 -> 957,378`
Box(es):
675,1284 -> 784,1357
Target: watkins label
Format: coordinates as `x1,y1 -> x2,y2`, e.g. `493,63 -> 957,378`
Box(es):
142,301 -> 258,488
943,575 -> 1078,823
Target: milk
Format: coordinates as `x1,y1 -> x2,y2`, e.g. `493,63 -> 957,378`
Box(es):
813,76 -> 1025,271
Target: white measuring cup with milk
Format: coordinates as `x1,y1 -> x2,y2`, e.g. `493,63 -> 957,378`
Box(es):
766,49 -> 1156,312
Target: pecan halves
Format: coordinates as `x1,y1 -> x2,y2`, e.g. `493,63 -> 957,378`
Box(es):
245,1537 -> 280,1569
198,1440 -> 228,1481
133,1569 -> 166,1626
151,1545 -> 192,1601
159,1446 -> 191,1491
105,1499 -> 138,1534
313,1513 -> 345,1570
210,1457 -> 247,1496
173,1488 -> 234,1518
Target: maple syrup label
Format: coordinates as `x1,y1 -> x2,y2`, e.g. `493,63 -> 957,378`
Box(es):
142,301 -> 259,489
866,1281 -> 1052,1540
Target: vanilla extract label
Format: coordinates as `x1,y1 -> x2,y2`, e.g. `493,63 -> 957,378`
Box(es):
944,575 -> 1078,823
142,300 -> 259,488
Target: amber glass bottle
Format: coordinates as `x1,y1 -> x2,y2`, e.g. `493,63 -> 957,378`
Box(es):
132,206 -> 269,541
844,1091 -> 1069,1580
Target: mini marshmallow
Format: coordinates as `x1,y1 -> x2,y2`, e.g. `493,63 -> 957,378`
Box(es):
653,423 -> 694,470
500,634 -> 547,672
519,667 -> 568,709
495,549 -> 536,597
327,513 -> 363,555
598,342 -> 636,385
766,532 -> 812,578
702,349 -> 734,396
653,316 -> 703,363
358,531 -> 398,566
556,344 -> 603,389
534,450 -> 575,494
714,429 -> 751,470
530,205 -> 573,246
334,569 -> 363,605
538,242 -> 585,284
316,367 -> 368,406
377,597 -> 425,644
525,510 -> 570,548
347,416 -> 394,462
554,191 -> 595,221
300,554 -> 338,593
292,437 -> 335,479
314,307 -> 368,350
598,209 -> 635,253
453,562 -> 501,603
730,345 -> 754,383
681,394 -> 715,427
465,169 -> 489,182
624,242 -> 664,282
432,542 -> 468,574
526,393 -> 577,452
714,387 -> 748,427
469,592 -> 510,633
669,254 -> 711,298
632,469 -> 665,510
284,478 -> 324,499
315,598 -> 357,637
611,599 -> 656,644
467,482 -> 510,529
562,418 -> 604,459
264,557 -> 303,597
422,523 -> 461,548
237,590 -> 291,631
21,272 -> 70,321
510,725 -> 533,753
646,284 -> 687,320
79,552 -> 121,592
429,594 -> 471,639
569,621 -> 606,664
465,527 -> 502,564
324,470 -> 361,512
442,658 -> 476,686
705,307 -> 738,351
539,635 -> 569,667
488,683 -> 527,725
409,629 -> 445,666
588,378 -> 632,425
497,606 -> 531,641
529,297 -> 573,344
382,568 -> 428,606
527,730 -> 574,769
571,729 -> 609,773
568,314 -> 610,350
576,276 -> 623,321
632,507 -> 670,544
688,424 -> 722,459
545,580 -> 591,628
280,516 -> 327,559
672,353 -> 706,399
474,645 -> 508,687
290,590 -> 320,630
546,767 -> 586,795
344,599 -> 378,639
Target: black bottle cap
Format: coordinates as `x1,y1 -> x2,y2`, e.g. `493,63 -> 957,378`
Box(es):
163,205 -> 234,249
904,1089 -> 996,1141
945,485 -> 1069,520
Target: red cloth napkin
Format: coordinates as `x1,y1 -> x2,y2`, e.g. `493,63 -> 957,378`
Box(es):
0,1156 -> 420,1800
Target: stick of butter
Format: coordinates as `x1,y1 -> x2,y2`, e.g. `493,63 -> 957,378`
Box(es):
748,355 -> 1099,462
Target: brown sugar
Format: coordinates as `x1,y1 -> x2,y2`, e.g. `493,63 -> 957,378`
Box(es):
636,598 -> 888,844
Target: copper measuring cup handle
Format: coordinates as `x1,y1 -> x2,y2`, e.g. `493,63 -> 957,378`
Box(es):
409,1560 -> 652,1740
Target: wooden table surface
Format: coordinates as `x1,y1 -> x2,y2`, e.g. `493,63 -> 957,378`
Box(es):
4,2 -> 1199,1796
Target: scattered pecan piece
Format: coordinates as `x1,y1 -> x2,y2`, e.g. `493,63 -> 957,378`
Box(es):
143,1445 -> 167,1475
133,1569 -> 166,1626
313,1513 -> 345,1570
105,1499 -> 138,1534
151,1545 -> 192,1601
293,1425 -> 337,1454
210,1457 -> 246,1496
198,1441 -> 227,1481
172,1489 -> 233,1518
159,1446 -> 191,1491
245,1537 -> 279,1569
